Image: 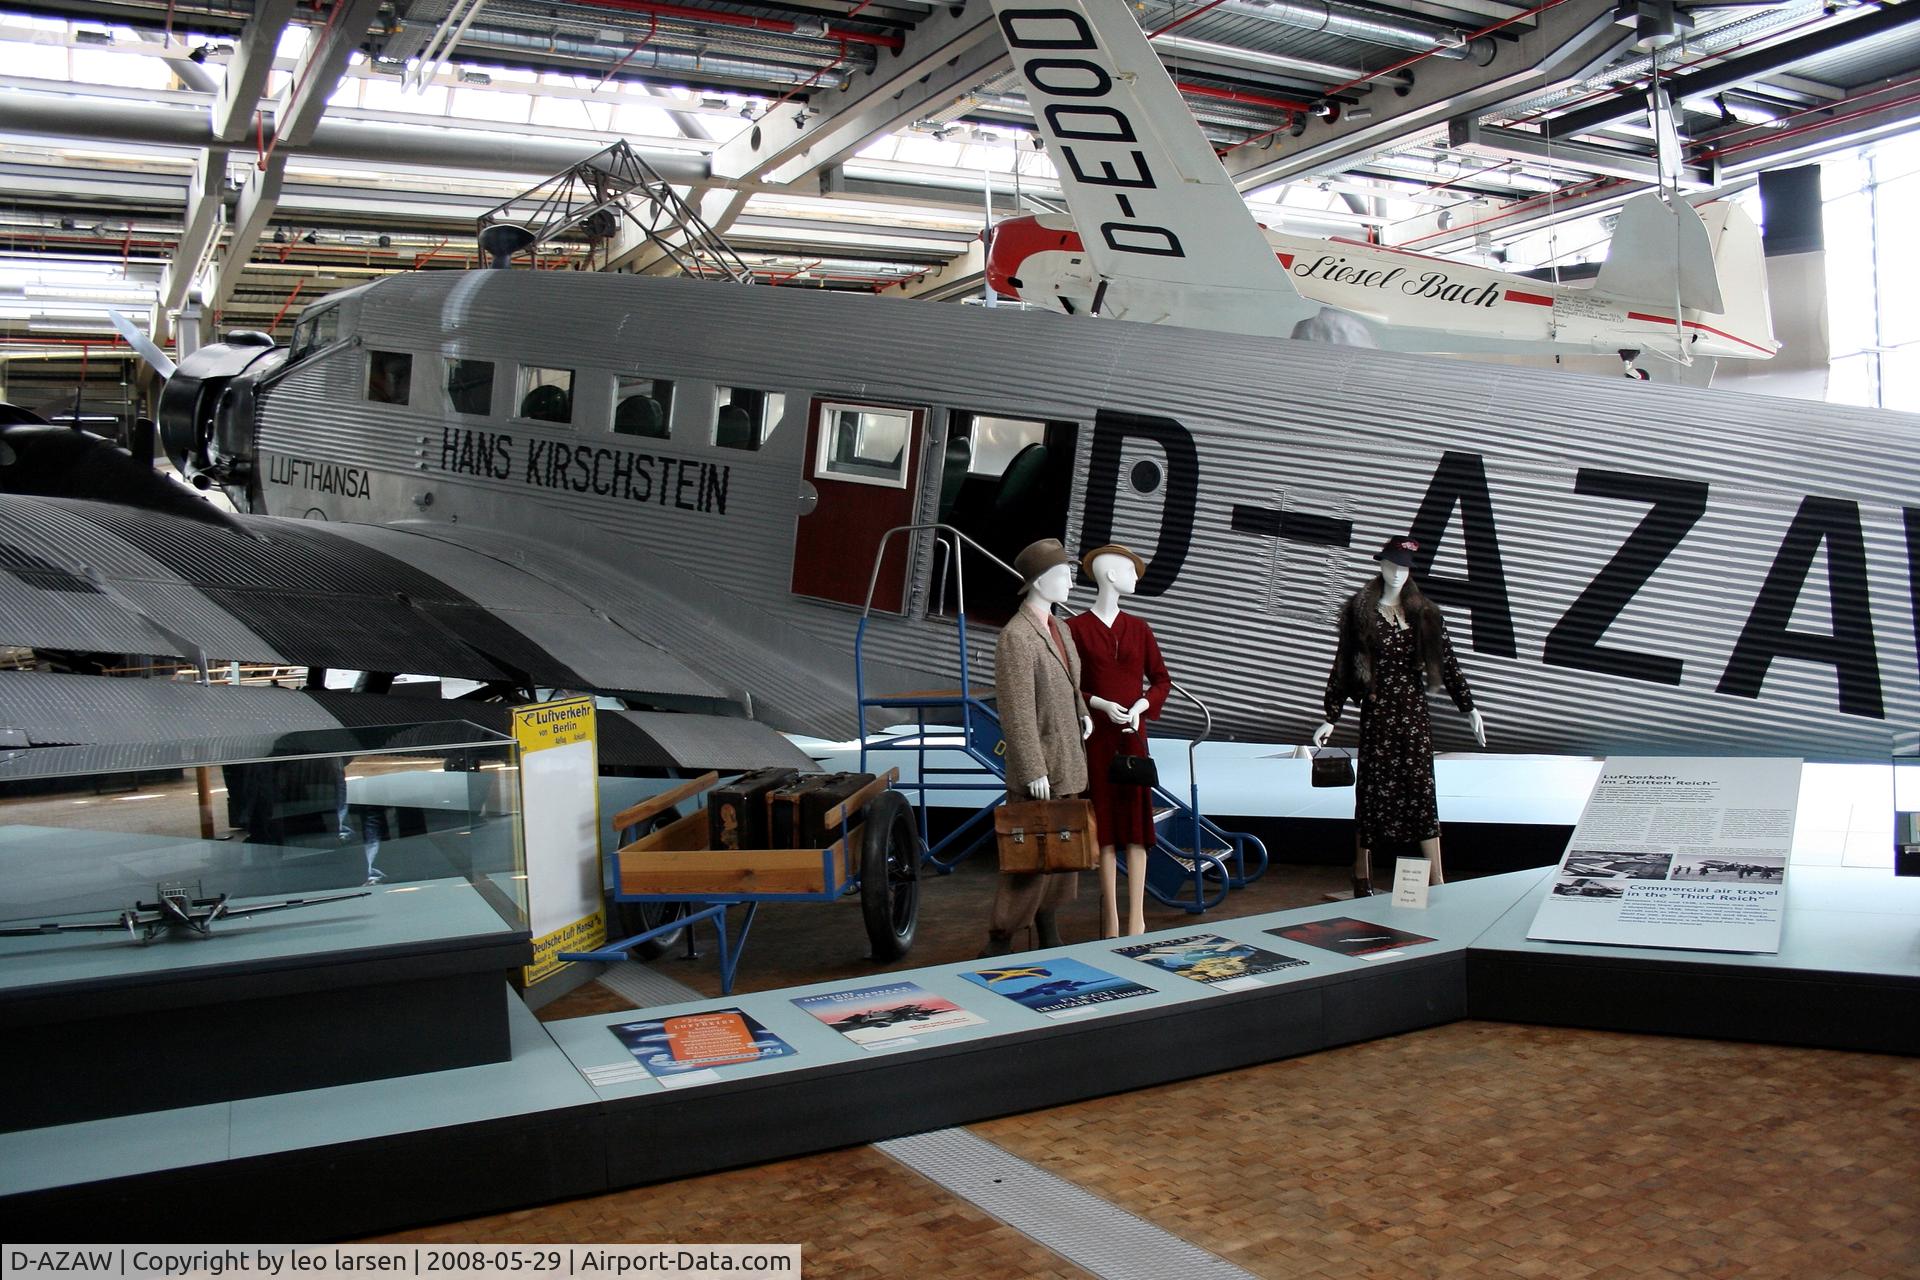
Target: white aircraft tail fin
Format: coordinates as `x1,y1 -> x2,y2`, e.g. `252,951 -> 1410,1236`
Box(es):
1697,199 -> 1779,356
986,0 -> 1308,336
1595,192 -> 1723,314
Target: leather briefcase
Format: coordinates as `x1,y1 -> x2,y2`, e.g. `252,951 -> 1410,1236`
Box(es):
707,767 -> 800,849
995,799 -> 1099,874
1310,748 -> 1356,789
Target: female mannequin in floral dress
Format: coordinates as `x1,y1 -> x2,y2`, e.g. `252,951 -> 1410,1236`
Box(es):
1067,543 -> 1171,938
1313,536 -> 1486,897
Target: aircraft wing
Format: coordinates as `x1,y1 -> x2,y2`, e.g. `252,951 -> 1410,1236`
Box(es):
218,890 -> 372,920
0,492 -> 821,769
0,916 -> 132,937
987,0 -> 1312,336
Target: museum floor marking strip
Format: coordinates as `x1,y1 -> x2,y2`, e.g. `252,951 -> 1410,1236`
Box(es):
876,1127 -> 1260,1280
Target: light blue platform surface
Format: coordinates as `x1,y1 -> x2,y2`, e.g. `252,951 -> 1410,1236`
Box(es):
0,871 -> 516,992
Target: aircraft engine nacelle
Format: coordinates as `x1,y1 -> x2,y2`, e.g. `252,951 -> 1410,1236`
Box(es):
157,332 -> 285,505
986,214 -> 1100,315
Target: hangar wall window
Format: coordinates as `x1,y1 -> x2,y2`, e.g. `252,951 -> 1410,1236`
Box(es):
817,402 -> 911,488
445,358 -> 494,417
518,366 -> 573,423
289,307 -> 340,363
1824,134 -> 1920,412
367,351 -> 412,405
714,386 -> 784,451
614,375 -> 673,438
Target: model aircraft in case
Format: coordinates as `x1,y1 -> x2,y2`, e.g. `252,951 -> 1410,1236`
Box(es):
0,883 -> 372,944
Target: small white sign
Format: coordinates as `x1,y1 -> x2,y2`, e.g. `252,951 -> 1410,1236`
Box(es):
657,1068 -> 724,1089
1392,857 -> 1431,909
1211,975 -> 1269,992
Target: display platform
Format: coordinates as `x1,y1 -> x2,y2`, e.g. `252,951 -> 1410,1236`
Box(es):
0,873 -> 532,1131
7,846 -> 1915,1241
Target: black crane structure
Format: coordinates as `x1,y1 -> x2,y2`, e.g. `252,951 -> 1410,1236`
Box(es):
0,882 -> 371,944
474,139 -> 754,282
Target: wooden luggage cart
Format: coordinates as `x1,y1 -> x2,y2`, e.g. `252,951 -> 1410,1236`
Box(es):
561,768 -> 920,994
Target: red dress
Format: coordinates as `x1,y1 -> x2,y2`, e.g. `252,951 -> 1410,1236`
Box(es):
1066,610 -> 1172,847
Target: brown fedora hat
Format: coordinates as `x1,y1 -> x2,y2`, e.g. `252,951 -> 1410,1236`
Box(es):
1080,542 -> 1146,580
1013,538 -> 1073,588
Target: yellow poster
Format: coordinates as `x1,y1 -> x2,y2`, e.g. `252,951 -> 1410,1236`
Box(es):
513,696 -> 606,985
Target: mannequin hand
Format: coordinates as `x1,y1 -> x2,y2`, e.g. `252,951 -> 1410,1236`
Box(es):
1028,775 -> 1051,801
1090,696 -> 1132,726
1312,721 -> 1335,749
1082,715 -> 1095,740
1126,698 -> 1150,732
1467,708 -> 1487,747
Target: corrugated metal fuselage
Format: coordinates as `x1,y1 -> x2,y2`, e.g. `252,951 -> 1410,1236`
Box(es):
256,270 -> 1919,759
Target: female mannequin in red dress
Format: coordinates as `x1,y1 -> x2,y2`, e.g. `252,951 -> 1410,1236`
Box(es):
1067,543 -> 1172,938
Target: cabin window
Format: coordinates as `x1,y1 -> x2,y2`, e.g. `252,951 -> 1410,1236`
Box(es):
714,386 -> 784,451
367,351 -> 412,405
816,401 -> 911,488
518,366 -> 573,424
613,375 -> 672,438
289,306 -> 340,363
445,358 -> 494,416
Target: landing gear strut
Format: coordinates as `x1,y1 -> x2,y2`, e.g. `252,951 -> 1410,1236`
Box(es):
1619,348 -> 1650,381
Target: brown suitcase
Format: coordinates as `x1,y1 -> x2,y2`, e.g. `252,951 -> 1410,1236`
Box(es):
707,767 -> 800,850
767,774 -> 836,848
796,771 -> 877,848
994,799 -> 1099,874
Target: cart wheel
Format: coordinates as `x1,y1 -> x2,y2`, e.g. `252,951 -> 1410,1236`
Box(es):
613,811 -> 691,959
860,790 -> 919,961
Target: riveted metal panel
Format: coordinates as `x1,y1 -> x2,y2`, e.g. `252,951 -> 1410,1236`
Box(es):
247,271 -> 1920,759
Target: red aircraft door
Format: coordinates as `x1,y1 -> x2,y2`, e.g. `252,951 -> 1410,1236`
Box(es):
791,397 -> 926,612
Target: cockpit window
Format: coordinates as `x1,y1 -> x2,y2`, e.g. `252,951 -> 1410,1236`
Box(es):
446,358 -> 494,416
518,366 -> 574,424
367,351 -> 412,405
289,306 -> 340,362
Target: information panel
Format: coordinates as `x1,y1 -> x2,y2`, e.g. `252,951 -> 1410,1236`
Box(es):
513,696 -> 605,985
1526,756 -> 1800,953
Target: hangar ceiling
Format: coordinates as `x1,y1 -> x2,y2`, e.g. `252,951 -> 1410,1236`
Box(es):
1,0 -> 1918,369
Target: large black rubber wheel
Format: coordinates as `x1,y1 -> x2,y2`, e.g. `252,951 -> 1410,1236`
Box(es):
860,790 -> 920,961
612,811 -> 691,959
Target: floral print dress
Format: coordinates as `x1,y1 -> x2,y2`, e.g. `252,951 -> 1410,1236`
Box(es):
1323,614 -> 1474,849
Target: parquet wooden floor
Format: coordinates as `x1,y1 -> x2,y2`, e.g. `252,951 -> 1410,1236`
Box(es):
373,1143 -> 1095,1279
975,1021 -> 1920,1280
378,1022 -> 1920,1279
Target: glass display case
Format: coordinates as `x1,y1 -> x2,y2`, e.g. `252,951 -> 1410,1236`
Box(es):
0,720 -> 524,939
1896,732 -> 1919,878
0,721 -> 531,1131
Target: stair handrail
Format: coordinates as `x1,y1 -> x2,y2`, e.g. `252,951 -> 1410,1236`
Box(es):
855,523 -> 1221,817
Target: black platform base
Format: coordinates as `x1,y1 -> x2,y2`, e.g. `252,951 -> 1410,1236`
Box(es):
0,934 -> 531,1132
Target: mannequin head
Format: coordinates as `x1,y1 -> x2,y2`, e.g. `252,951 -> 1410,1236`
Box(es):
1377,560 -> 1410,596
1026,562 -> 1074,606
1370,535 -> 1419,602
1089,551 -> 1138,596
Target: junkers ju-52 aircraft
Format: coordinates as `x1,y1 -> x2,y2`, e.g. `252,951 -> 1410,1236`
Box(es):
0,255 -> 1913,769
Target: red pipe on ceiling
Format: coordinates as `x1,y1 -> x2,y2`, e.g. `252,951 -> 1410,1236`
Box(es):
566,0 -> 903,51
1175,80 -> 1313,114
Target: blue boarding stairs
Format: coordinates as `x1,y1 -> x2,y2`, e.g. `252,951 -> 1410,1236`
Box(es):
853,524 -> 1268,913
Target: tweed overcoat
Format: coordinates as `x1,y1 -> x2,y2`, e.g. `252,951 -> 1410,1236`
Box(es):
995,607 -> 1090,798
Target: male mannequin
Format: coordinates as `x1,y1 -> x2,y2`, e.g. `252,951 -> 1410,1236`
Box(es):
1313,535 -> 1485,897
989,538 -> 1095,955
1067,544 -> 1171,937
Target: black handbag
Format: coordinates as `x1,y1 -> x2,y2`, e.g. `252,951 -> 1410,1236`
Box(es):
1108,754 -> 1159,787
1310,749 -> 1355,788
